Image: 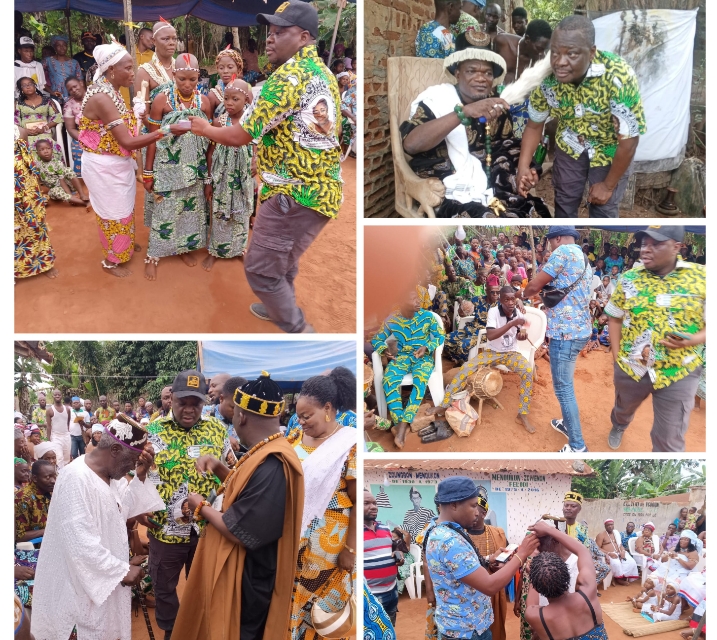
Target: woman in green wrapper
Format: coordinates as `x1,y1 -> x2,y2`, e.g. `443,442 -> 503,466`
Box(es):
142,53 -> 212,281
202,77 -> 255,272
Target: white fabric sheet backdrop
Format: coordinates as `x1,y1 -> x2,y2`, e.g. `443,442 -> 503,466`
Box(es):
593,9 -> 698,163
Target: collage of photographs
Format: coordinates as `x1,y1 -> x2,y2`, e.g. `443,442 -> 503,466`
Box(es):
10,0 -> 707,639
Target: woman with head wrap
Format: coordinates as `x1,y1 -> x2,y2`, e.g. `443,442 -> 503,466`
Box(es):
33,441 -> 59,468
44,35 -> 83,100
79,38 -> 163,277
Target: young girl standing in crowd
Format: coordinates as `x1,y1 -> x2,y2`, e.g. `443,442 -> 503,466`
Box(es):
203,78 -> 255,271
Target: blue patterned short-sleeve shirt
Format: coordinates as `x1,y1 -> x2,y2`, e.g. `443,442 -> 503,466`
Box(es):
415,20 -> 455,59
426,522 -> 493,638
542,244 -> 592,341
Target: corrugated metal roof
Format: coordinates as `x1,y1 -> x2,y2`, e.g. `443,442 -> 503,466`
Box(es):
364,459 -> 595,476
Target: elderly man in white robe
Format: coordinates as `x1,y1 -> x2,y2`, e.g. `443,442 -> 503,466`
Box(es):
32,419 -> 165,640
595,518 -> 639,586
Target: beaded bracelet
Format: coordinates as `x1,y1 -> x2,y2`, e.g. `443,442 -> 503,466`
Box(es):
203,176 -> 213,185
193,500 -> 210,522
453,104 -> 472,126
146,116 -> 162,126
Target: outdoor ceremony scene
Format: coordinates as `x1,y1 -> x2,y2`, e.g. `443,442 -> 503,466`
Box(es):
364,223 -> 706,454
364,0 -> 705,219
363,457 -> 707,640
13,339 -> 358,640
14,0 -> 356,333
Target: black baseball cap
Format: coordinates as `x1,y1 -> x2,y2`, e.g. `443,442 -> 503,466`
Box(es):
634,226 -> 685,244
172,370 -> 208,400
257,0 -> 319,39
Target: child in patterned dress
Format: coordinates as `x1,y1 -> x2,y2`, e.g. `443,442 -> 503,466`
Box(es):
203,78 -> 255,271
34,139 -> 88,206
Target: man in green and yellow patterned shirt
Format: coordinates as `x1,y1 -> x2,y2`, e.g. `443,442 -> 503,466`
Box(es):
145,369 -> 235,637
604,226 -> 705,453
189,0 -> 341,333
31,393 -> 47,437
517,15 -> 646,218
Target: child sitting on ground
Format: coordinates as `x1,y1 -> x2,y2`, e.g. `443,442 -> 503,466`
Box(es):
647,581 -> 682,621
34,139 -> 88,206
626,577 -> 657,613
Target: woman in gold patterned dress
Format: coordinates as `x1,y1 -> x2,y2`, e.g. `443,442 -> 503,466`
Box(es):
14,123 -> 57,279
79,40 -> 162,277
287,368 -> 357,639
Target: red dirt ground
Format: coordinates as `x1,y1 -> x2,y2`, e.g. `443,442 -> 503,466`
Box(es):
15,159 -> 356,333
393,582 -> 693,640
366,348 -> 706,453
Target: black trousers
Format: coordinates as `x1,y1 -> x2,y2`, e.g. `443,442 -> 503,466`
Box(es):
148,532 -> 198,632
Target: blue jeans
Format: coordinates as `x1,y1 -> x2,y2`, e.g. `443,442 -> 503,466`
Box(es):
549,337 -> 589,450
439,630 -> 492,640
374,586 -> 398,626
70,434 -> 86,459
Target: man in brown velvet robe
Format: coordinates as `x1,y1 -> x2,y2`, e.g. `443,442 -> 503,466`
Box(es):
173,372 -> 305,640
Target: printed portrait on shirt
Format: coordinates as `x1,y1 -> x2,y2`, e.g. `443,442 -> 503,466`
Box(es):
294,75 -> 339,150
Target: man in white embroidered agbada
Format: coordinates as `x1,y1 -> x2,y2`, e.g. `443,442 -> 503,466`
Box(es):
32,419 -> 165,640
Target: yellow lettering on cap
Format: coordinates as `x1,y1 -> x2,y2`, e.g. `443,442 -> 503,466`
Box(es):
187,376 -> 200,388
649,225 -> 662,229
276,1 -> 290,12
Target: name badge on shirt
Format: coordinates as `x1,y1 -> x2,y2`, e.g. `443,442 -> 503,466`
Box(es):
574,104 -> 584,118
186,445 -> 201,459
655,294 -> 673,307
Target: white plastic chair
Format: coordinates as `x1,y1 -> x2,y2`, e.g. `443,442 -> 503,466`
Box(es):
50,98 -> 70,167
601,572 -> 613,589
590,275 -> 602,293
640,535 -> 662,585
692,549 -> 706,574
372,311 -> 446,420
406,543 -> 423,599
627,534 -> 660,573
467,307 -> 547,375
453,301 -> 460,331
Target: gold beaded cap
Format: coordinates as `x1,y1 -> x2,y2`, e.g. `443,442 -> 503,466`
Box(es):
233,371 -> 285,417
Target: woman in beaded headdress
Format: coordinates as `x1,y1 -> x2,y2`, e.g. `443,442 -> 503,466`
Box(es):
207,46 -> 246,119
79,39 -> 163,277
134,19 -> 177,103
142,53 -> 213,280
203,77 -> 255,271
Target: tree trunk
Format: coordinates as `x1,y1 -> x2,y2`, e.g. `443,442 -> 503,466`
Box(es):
232,27 -> 241,54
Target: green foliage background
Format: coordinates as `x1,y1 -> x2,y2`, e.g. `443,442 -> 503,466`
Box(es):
523,0 -> 574,26
16,341 -> 198,409
572,459 -> 705,500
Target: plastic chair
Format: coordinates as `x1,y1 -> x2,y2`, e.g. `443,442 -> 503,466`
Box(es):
453,301 -> 460,331
50,98 -> 70,167
372,310 -> 446,420
693,549 -> 706,573
467,307 -> 547,376
591,275 -> 602,293
628,537 -> 644,570
601,572 -> 613,590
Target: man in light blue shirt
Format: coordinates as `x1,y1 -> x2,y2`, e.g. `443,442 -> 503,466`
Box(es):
523,226 -> 592,452
425,477 -> 539,639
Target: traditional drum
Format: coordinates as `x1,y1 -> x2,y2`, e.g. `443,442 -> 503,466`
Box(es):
469,367 -> 503,398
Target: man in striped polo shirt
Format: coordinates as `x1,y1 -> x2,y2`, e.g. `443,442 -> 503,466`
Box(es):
364,490 -> 403,625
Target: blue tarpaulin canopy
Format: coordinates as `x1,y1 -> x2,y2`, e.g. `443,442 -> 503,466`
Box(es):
582,225 -> 705,234
198,340 -> 356,389
15,0 -> 354,27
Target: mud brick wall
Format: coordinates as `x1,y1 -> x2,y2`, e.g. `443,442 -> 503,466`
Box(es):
364,0 -> 432,217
